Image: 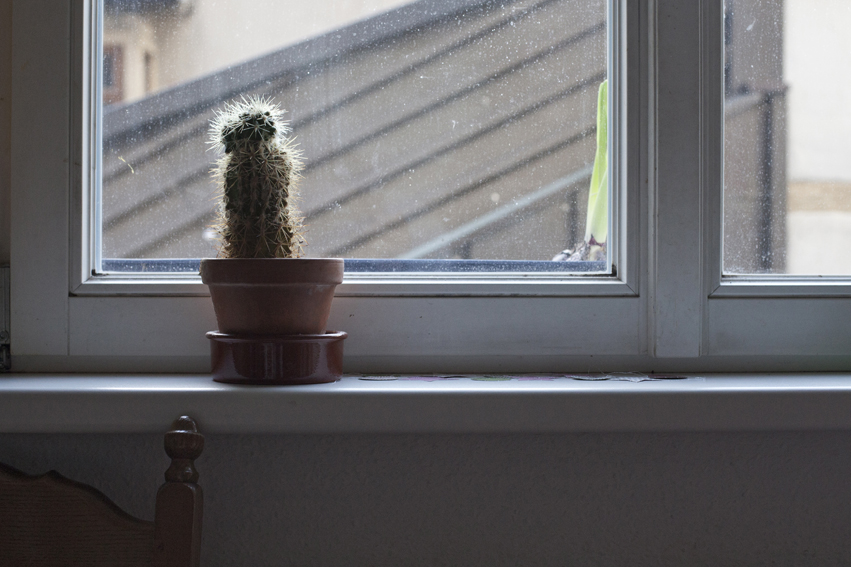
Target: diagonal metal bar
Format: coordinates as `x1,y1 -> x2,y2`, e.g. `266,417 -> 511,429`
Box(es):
399,165 -> 593,259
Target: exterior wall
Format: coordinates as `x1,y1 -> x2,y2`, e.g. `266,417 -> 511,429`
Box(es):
784,0 -> 851,182
104,12 -> 159,102
783,0 -> 851,273
105,0 -> 413,103
726,0 -> 784,94
153,0 -> 412,91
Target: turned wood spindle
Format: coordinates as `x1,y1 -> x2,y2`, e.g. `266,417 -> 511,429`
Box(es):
154,416 -> 204,567
163,415 -> 204,483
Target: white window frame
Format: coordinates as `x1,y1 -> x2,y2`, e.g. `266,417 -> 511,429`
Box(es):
10,0 -> 849,374
702,0 -> 851,366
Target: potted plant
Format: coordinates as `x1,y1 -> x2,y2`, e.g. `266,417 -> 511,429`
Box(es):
200,97 -> 346,385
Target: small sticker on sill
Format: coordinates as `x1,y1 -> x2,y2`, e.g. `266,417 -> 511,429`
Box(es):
399,376 -> 461,382
357,374 -> 700,382
570,373 -> 694,382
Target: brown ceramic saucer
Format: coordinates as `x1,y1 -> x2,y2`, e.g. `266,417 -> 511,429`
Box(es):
207,330 -> 347,385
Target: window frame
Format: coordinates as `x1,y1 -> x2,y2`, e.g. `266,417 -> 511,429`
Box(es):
702,0 -> 851,362
10,0 -> 850,374
82,0 -> 635,299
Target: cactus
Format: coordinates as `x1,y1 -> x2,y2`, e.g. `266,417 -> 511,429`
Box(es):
209,96 -> 305,258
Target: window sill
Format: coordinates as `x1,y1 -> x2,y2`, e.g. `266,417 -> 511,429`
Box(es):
2,374 -> 851,434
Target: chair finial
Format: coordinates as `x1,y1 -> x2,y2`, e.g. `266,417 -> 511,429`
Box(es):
164,416 -> 204,483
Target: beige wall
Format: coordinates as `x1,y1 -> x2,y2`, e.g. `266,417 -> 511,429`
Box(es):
104,13 -> 159,102
155,0 -> 413,90
107,0 -> 414,100
784,0 -> 851,182
783,0 -> 851,273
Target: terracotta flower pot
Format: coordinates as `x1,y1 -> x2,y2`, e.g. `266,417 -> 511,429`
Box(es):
200,258 -> 344,335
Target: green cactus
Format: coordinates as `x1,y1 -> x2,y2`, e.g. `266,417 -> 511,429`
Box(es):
209,96 -> 305,258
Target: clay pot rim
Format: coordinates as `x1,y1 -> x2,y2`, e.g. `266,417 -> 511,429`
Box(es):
200,257 -> 344,285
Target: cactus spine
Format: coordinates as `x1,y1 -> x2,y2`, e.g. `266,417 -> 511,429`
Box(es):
210,97 -> 304,258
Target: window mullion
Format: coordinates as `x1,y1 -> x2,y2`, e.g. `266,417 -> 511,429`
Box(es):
650,0 -> 705,358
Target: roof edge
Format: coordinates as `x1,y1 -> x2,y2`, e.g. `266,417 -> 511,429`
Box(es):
103,0 -> 497,140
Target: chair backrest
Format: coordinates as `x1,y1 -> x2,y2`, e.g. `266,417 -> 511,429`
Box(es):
0,416 -> 203,567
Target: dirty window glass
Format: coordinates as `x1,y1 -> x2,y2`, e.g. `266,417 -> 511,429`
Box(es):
724,0 -> 851,275
100,0 -> 610,272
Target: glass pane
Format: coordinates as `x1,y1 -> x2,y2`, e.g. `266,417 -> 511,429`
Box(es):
724,0 -> 851,275
100,0 -> 610,272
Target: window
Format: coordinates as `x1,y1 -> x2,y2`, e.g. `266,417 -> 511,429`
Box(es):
99,0 -> 611,272
102,44 -> 123,104
723,0 -> 851,276
9,0 -> 850,373
707,0 -> 851,366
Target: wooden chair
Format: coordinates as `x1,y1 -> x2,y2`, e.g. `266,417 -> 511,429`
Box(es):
0,416 -> 203,567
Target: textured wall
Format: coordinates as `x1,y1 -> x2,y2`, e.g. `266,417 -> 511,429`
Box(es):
0,0 -> 11,264
2,431 -> 850,566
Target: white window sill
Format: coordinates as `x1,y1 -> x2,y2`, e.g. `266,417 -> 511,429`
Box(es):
2,374 -> 851,434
